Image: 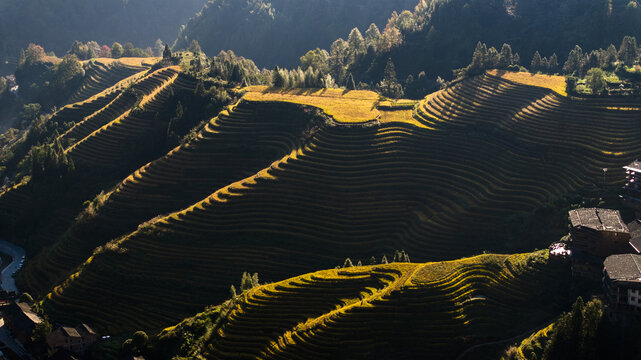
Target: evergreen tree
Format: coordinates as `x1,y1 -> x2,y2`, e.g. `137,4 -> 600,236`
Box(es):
381,255 -> 389,264
548,53 -> 559,72
603,44 -> 618,68
618,35 -> 638,66
498,43 -> 514,68
563,45 -> 584,74
369,256 -> 376,265
343,258 -> 354,267
487,47 -> 500,69
163,44 -> 172,59
365,23 -> 382,50
470,42 -> 488,73
347,28 -> 366,60
377,58 -> 404,98
271,66 -> 285,87
188,40 -> 202,54
531,51 -> 543,72
346,72 -> 356,90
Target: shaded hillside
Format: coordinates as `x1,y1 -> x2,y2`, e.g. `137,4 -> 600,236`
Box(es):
0,0 -> 206,74
342,0 -> 641,83
152,251 -> 571,359
0,59 -> 226,260
36,72 -> 641,333
173,0 -> 417,68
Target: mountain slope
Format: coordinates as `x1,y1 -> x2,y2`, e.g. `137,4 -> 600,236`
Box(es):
174,0 -> 418,67
39,72 -> 641,333
346,0 -> 641,82
0,0 -> 205,74
153,251 -> 570,359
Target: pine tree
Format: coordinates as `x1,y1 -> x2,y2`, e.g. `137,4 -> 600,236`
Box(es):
162,44 -> 172,60
343,258 -> 354,268
470,42 -> 488,73
530,51 -> 543,72
548,53 -> 559,72
230,285 -> 237,298
377,58 -> 404,98
604,44 -> 618,68
498,43 -> 514,68
365,23 -> 381,50
619,36 -> 638,66
347,28 -> 366,57
346,72 -> 356,90
563,45 -> 584,74
271,66 -> 285,87
369,256 -> 377,265
381,255 -> 388,264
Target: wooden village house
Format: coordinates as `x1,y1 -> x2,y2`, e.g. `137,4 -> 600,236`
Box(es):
46,323 -> 97,356
2,302 -> 43,344
568,208 -> 632,278
603,254 -> 641,321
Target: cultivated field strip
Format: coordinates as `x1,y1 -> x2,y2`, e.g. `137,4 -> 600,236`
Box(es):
161,252 -> 566,359
21,101 -> 319,295
69,59 -> 150,103
64,66 -> 183,167
42,74 -> 641,332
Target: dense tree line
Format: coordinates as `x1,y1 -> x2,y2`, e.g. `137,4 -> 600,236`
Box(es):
0,0 -> 205,75
325,0 -> 641,92
174,0 -> 417,68
505,297 -> 641,360
15,44 -> 85,107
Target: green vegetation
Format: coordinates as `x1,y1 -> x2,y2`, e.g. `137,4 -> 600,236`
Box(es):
147,251 -> 572,359
27,73 -> 641,334
173,0 -> 417,68
504,297 -> 641,360
0,0 -> 205,73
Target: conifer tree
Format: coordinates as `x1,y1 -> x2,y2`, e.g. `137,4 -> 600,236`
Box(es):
619,36 -> 638,66
369,256 -> 377,265
343,258 -> 354,268
531,51 -> 543,72
346,72 -> 356,90
365,23 -> 381,50
162,44 -> 172,60
563,45 -> 584,74
381,255 -> 389,264
498,44 -> 514,68
548,53 -> 559,72
271,66 -> 285,87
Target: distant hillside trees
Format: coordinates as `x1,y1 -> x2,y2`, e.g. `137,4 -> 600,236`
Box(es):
111,42 -> 124,59
209,50 -> 267,86
456,42 -> 520,77
174,0 -> 417,68
15,45 -> 84,106
376,58 -> 404,98
30,138 -> 75,183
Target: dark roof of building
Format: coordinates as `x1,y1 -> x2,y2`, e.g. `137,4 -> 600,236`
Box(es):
628,220 -> 641,253
568,208 -> 628,233
76,323 -> 96,336
12,302 -> 43,325
624,160 -> 641,173
60,326 -> 81,338
604,254 -> 641,281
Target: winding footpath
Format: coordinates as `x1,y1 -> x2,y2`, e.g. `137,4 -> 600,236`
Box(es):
0,240 -> 24,293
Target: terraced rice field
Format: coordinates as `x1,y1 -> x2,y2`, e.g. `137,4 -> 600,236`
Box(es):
37,72 -> 641,333
70,58 -> 154,103
161,251 -> 569,359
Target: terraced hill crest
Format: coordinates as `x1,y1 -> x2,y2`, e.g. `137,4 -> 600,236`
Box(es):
34,71 -> 641,335
155,251 -> 570,359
